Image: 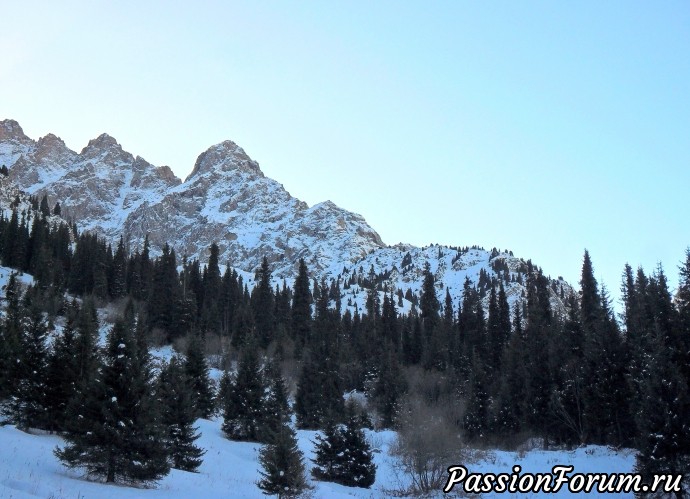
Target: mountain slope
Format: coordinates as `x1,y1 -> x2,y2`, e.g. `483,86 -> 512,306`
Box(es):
0,119 -> 571,314
0,120 -> 384,278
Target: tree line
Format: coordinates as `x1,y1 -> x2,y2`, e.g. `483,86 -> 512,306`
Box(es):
0,192 -> 688,494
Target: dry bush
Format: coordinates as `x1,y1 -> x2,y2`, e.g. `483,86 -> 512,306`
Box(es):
389,393 -> 467,496
204,333 -> 233,370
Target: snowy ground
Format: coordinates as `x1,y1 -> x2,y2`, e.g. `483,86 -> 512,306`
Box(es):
0,418 -> 636,499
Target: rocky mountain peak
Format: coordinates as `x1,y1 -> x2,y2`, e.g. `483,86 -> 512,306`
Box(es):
82,133 -> 121,152
0,119 -> 31,143
186,140 -> 263,181
35,133 -> 69,154
78,133 -> 134,167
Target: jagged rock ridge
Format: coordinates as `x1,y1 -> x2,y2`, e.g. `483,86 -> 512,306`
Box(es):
0,119 -> 384,279
0,119 -> 572,316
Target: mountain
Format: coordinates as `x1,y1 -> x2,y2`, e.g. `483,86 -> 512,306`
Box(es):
0,119 -> 571,314
0,120 -> 384,280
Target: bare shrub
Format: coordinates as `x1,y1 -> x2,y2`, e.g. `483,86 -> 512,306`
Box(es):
389,393 -> 467,496
204,333 -> 233,369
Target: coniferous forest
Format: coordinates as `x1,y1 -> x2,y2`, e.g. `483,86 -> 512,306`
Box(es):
0,193 -> 689,495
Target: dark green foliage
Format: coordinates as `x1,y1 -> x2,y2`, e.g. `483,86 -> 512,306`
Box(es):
311,417 -> 376,488
253,256 -> 275,348
158,356 -> 205,472
222,341 -> 267,442
370,349 -> 406,428
201,243 -> 222,334
55,318 -> 170,484
634,342 -> 690,495
259,359 -> 292,443
4,289 -> 51,430
184,334 -> 215,419
43,301 -> 83,432
257,423 -> 308,498
148,243 -> 181,340
291,258 -> 311,354
0,274 -> 23,399
294,347 -> 344,430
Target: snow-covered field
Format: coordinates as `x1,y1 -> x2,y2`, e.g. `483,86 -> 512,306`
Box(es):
0,418 -> 636,498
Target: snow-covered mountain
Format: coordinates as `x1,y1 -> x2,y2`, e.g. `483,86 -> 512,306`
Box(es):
0,120 -> 383,279
0,119 -> 571,314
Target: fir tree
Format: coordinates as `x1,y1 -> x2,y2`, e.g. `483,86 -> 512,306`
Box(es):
4,292 -> 51,430
158,356 -> 205,472
257,423 -> 308,498
184,333 -> 215,419
311,417 -> 376,488
222,339 -> 266,441
258,358 -> 292,443
311,420 -> 347,482
339,417 -> 376,488
253,256 -> 275,348
0,273 -> 23,399
55,317 -> 170,484
291,258 -> 312,355
44,301 -> 81,432
294,347 -> 344,430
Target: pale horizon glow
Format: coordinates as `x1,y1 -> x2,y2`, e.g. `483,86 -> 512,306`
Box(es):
2,1 -> 689,308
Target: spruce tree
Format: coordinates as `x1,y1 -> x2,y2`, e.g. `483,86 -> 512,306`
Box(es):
311,420 -> 347,482
294,347 -> 344,430
257,423 -> 308,498
311,417 -> 376,488
258,358 -> 292,443
55,317 -> 170,484
5,292 -> 50,430
44,301 -> 82,432
253,256 -> 275,348
0,273 -> 23,400
291,258 -> 312,355
222,339 -> 266,441
158,356 -> 205,472
339,417 -> 376,488
184,333 -> 215,419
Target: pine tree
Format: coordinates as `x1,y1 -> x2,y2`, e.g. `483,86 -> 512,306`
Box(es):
257,423 -> 308,498
0,273 -> 23,399
258,359 -> 292,443
109,236 -> 127,299
294,347 -> 344,430
635,340 -> 690,497
55,317 -> 170,484
158,356 -> 205,472
5,292 -> 51,430
222,340 -> 266,441
311,417 -> 376,488
291,258 -> 312,356
184,333 -> 215,419
253,256 -> 275,348
311,420 -> 347,482
44,301 -> 82,432
339,417 -> 376,488
201,243 -> 222,334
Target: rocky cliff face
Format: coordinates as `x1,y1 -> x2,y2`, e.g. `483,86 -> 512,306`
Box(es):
0,119 -> 572,316
0,120 -> 384,279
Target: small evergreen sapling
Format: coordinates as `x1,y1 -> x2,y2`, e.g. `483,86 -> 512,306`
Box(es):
257,423 -> 308,498
311,417 -> 376,488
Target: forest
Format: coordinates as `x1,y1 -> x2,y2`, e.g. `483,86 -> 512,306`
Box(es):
0,193 -> 688,496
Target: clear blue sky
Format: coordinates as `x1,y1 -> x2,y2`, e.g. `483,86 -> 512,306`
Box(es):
2,1 -> 689,307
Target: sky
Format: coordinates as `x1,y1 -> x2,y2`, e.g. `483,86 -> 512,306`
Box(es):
2,0 -> 689,308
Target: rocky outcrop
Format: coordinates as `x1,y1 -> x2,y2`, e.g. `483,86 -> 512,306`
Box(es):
0,120 -> 384,278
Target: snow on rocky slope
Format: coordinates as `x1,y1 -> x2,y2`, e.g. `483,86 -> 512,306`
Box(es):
0,120 -> 383,279
0,119 -> 572,314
